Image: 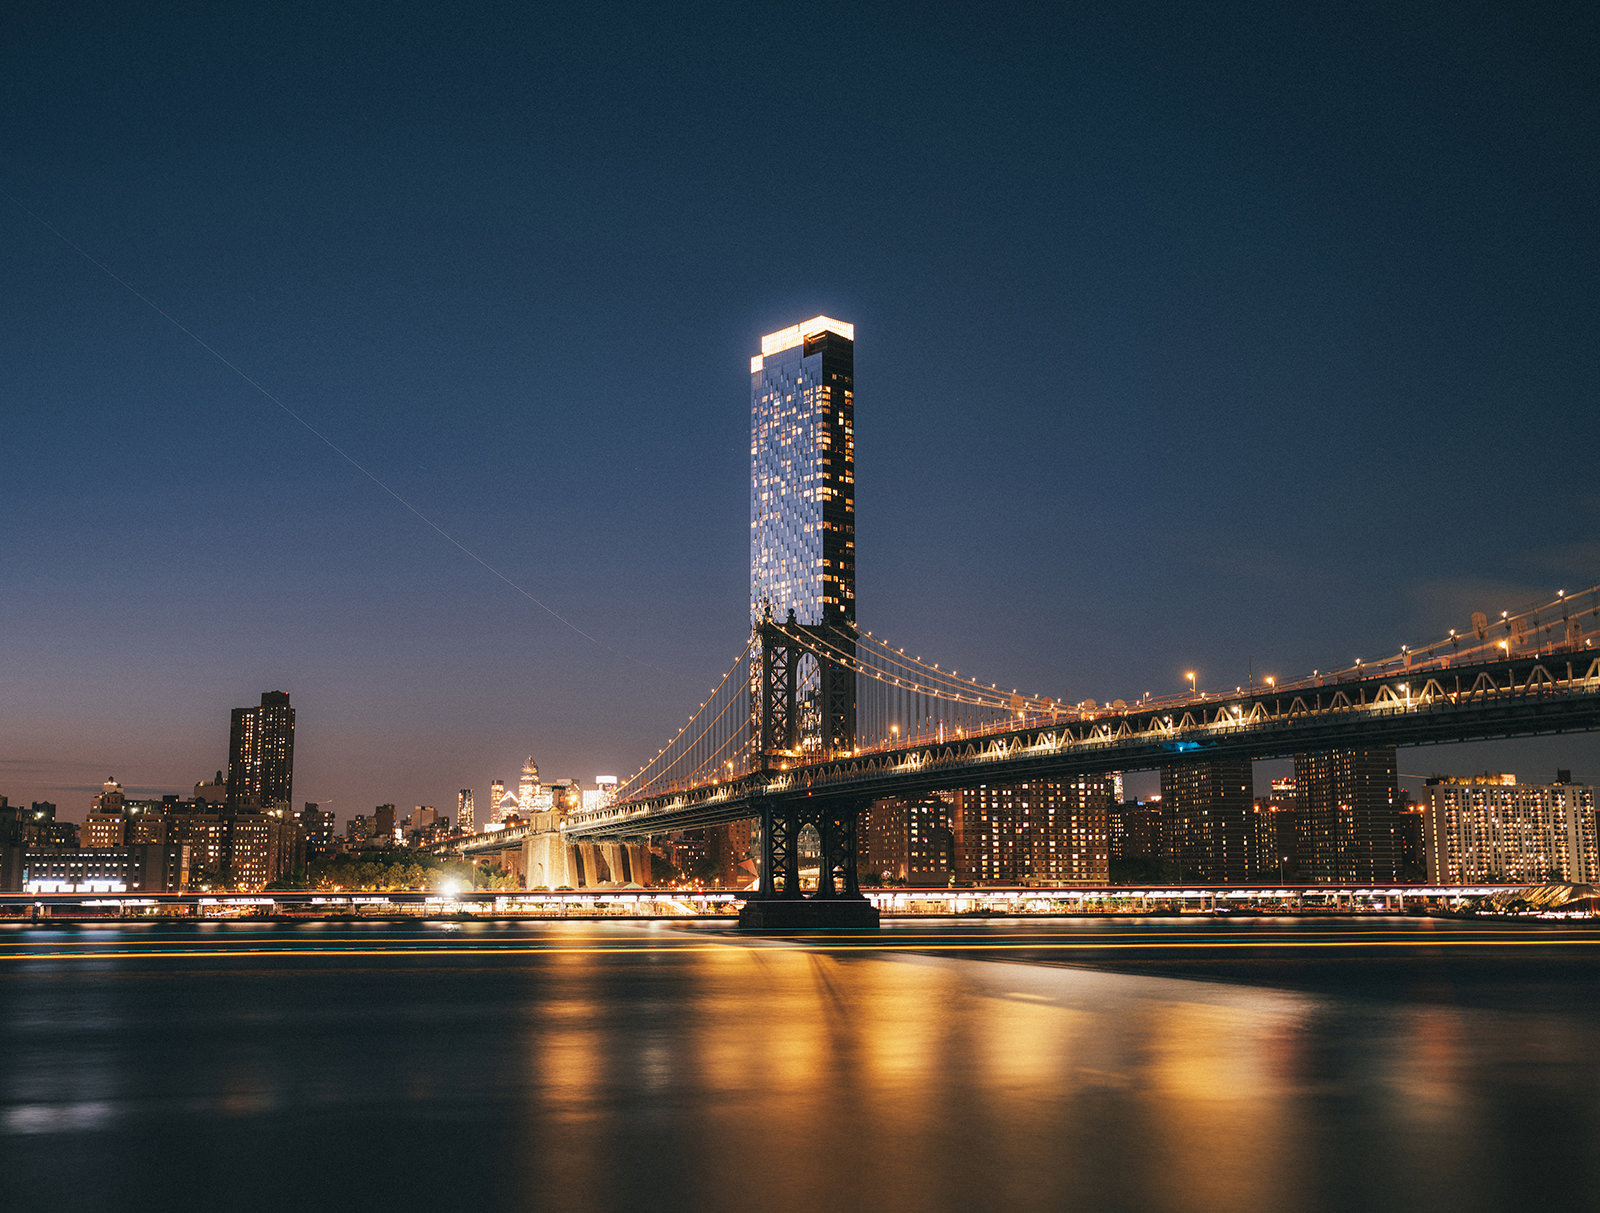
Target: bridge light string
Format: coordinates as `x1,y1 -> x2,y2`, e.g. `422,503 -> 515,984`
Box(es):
644,674 -> 754,793
628,688 -> 754,799
617,637 -> 756,798
763,620 -> 1070,751
614,582 -> 1600,807
1294,582 -> 1600,691
780,620 -> 1066,713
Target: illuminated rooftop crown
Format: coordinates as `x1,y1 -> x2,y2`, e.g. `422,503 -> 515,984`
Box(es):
750,316 -> 854,373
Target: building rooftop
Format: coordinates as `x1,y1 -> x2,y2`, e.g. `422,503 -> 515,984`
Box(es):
751,316 -> 855,372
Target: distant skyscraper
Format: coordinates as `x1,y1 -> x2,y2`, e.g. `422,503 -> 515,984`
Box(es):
489,779 -> 505,825
518,756 -> 540,811
750,316 -> 855,625
750,316 -> 857,754
457,789 -> 475,834
1251,776 -> 1310,881
92,777 -> 126,817
226,691 -> 295,814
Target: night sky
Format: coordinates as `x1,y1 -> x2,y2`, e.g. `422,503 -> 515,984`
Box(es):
4,1 -> 1597,823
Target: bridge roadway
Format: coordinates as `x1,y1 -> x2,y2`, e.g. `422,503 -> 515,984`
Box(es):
563,649 -> 1600,841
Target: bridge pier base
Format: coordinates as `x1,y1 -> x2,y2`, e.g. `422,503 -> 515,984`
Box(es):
738,897 -> 879,929
740,800 -> 879,929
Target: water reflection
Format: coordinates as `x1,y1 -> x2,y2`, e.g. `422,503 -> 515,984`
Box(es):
3,921 -> 1600,1212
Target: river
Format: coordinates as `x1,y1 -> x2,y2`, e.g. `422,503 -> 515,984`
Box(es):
4,917 -> 1598,1212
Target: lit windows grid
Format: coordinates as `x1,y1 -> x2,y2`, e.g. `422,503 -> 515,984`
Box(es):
750,332 -> 854,626
1425,783 -> 1597,883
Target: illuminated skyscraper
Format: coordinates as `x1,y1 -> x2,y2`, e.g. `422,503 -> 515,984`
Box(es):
750,316 -> 855,625
518,756 -> 540,811
750,316 -> 857,755
457,789 -> 475,835
226,691 -> 295,814
489,780 -> 505,825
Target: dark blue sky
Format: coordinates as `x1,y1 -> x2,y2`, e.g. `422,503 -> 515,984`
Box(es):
4,1 -> 1597,820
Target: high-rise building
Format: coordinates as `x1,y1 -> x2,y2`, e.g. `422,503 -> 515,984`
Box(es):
226,691 -> 295,814
547,779 -> 581,815
489,780 -> 505,825
1397,791 -> 1425,877
863,794 -> 956,886
1160,758 -> 1254,883
750,316 -> 857,754
457,789 -> 475,835
84,808 -> 126,848
1108,800 -> 1163,866
1424,774 -> 1597,884
1295,746 -> 1400,882
750,316 -> 855,624
85,782 -> 137,848
952,778 -> 1112,886
518,757 -> 541,811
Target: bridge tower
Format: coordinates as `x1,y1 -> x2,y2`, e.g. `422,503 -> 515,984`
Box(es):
745,609 -> 874,925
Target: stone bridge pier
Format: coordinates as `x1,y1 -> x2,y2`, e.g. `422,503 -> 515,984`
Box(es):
523,830 -> 650,891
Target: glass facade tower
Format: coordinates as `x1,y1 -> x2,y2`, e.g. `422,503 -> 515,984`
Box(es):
750,316 -> 855,625
750,316 -> 857,757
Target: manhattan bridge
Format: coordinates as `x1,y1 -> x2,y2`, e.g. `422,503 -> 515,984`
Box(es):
484,317 -> 1600,926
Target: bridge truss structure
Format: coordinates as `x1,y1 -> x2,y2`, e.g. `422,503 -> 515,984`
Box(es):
567,584 -> 1600,925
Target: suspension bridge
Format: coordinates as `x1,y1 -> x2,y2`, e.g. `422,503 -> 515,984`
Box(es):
539,584 -> 1600,925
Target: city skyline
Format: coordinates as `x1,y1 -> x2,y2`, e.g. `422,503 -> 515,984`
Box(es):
5,4 -> 1598,824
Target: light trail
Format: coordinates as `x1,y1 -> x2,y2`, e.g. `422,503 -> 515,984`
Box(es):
0,926 -> 1585,948
2,930 -> 1597,962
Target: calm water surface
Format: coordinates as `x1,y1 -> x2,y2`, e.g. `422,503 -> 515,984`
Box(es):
3,917 -> 1599,1213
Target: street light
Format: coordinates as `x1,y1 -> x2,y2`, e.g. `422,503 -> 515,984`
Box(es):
1186,671 -> 1196,699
